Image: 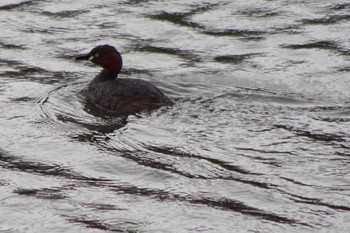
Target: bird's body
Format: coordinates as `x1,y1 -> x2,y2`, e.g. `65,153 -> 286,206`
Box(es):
87,77 -> 173,113
76,45 -> 173,114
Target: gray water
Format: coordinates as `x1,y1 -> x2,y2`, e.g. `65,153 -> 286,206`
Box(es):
0,0 -> 350,232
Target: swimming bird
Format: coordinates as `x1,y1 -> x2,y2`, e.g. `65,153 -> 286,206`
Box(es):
76,45 -> 173,114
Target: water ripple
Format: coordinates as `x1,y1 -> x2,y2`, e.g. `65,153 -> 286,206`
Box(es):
1,0 -> 350,232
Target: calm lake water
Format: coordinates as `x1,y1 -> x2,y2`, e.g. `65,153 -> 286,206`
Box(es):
1,0 -> 350,232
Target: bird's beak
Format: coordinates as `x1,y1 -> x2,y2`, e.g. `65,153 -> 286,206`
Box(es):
75,53 -> 93,61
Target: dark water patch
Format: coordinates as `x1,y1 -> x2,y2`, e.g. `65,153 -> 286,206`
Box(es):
281,40 -> 336,50
83,203 -> 127,212
41,9 -> 89,18
188,2 -> 222,15
295,199 -> 350,212
339,143 -> 350,151
148,2 -> 221,28
0,179 -> 8,186
104,183 -> 300,225
2,60 -> 80,83
20,26 -> 72,34
307,105 -> 350,113
96,21 -> 120,29
238,8 -> 281,18
11,66 -> 48,80
316,115 -> 350,123
66,216 -> 141,233
334,150 -> 350,157
14,186 -> 72,200
150,10 -> 266,40
331,3 -> 350,10
71,132 -> 112,145
25,70 -> 78,84
0,57 -> 58,84
74,136 -> 271,188
0,41 -> 26,50
281,40 -> 350,56
0,151 -> 302,227
211,162 -> 255,175
97,145 -> 274,189
0,58 -> 24,68
149,11 -> 204,29
235,147 -> 296,156
11,96 -> 36,102
18,66 -> 45,73
120,151 -> 210,180
336,66 -> 350,73
302,14 -> 350,25
125,0 -> 153,5
190,197 -> 300,226
0,0 -> 36,10
203,88 -> 308,108
202,28 -> 265,36
271,24 -> 304,34
135,45 -> 201,62
284,192 -> 350,212
232,178 -> 274,189
280,177 -> 310,187
201,28 -> 266,41
214,53 -> 262,64
275,124 -> 346,143
239,153 -> 282,167
68,119 -> 125,136
0,152 -> 99,182
146,146 -> 261,176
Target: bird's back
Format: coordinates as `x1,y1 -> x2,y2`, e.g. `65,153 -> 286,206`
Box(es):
87,78 -> 173,113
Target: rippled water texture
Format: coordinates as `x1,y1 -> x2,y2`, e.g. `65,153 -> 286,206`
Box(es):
1,0 -> 350,232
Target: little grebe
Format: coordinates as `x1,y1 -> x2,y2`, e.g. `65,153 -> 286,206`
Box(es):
76,45 -> 173,114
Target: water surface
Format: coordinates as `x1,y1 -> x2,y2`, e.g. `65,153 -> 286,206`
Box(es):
0,0 -> 350,232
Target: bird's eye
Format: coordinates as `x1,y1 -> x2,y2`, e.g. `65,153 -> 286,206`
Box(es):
95,53 -> 99,58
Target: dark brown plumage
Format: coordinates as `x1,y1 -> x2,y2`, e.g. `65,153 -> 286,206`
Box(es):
76,45 -> 173,114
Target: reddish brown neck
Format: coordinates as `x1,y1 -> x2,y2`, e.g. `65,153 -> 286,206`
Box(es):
93,53 -> 123,82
